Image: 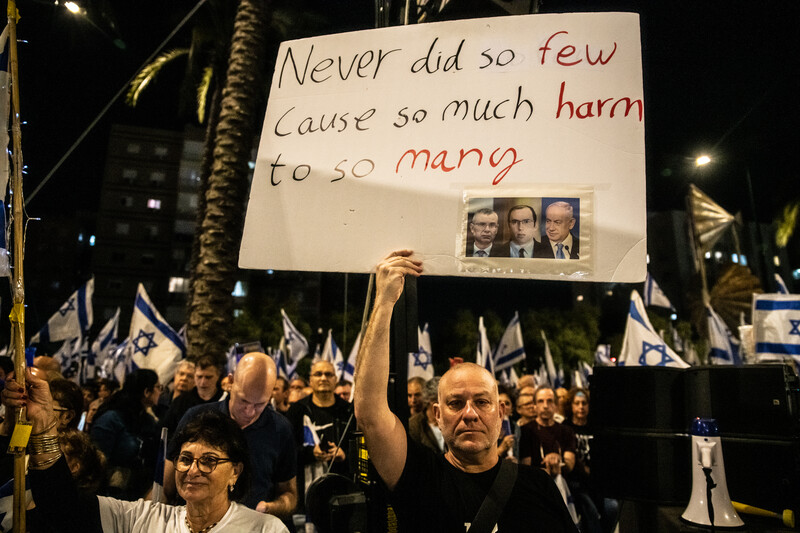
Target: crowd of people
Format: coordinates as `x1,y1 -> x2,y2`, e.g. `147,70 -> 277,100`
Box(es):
0,252 -> 615,532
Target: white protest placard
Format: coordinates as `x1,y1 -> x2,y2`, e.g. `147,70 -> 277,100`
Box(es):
240,12 -> 646,282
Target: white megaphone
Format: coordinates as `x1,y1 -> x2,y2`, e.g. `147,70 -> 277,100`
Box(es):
681,418 -> 744,529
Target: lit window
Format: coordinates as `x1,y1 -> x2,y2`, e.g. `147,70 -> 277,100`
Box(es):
670,313 -> 678,321
232,281 -> 247,297
122,168 -> 137,183
792,269 -> 800,280
169,277 -> 190,293
147,199 -> 162,210
773,256 -> 781,267
576,295 -> 584,302
233,309 -> 244,318
731,254 -> 739,263
154,146 -> 169,157
77,233 -> 84,242
714,251 -> 722,260
126,143 -> 141,154
740,255 -> 748,266
89,235 -> 96,246
704,251 -> 711,259
646,254 -> 650,264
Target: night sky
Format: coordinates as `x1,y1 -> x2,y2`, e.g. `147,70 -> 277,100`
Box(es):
9,0 -> 800,351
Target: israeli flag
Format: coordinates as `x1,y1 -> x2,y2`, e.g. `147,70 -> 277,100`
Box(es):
128,284 -> 185,386
594,344 -> 612,366
321,329 -> 340,364
104,337 -> 130,383
302,414 -> 320,448
534,361 -> 549,387
151,427 -> 169,503
91,308 -> 120,376
670,325 -> 685,352
573,369 -> 587,389
707,305 -> 741,365
476,316 -> 494,375
311,343 -> 322,363
499,367 -> 520,388
52,336 -> 85,383
775,273 -> 790,294
619,291 -> 689,368
541,330 -> 559,386
226,343 -> 240,374
494,312 -> 526,372
31,278 -> 94,345
336,331 -> 358,384
273,345 -> 299,381
643,273 -> 676,311
408,323 -> 434,381
0,476 -> 32,532
281,309 -> 309,363
753,294 -> 800,360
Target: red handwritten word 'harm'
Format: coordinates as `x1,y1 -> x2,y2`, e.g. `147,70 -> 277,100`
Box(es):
395,147 -> 522,185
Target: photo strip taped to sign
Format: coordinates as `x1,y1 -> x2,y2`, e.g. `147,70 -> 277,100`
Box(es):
240,12 -> 646,282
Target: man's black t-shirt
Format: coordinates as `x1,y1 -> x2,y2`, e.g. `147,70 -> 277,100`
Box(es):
518,422 -> 577,464
390,437 -> 578,532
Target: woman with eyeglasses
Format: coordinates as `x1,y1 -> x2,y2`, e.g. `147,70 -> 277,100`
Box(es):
2,368 -> 288,533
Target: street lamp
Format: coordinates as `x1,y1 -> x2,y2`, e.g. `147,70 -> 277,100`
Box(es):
696,155 -> 711,166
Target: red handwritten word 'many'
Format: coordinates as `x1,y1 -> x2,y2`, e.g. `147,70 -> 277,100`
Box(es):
395,147 -> 522,185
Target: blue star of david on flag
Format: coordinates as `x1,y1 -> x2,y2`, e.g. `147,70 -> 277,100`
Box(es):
790,319 -> 800,336
639,341 -> 676,367
57,298 -> 76,317
132,329 -> 158,357
413,348 -> 431,371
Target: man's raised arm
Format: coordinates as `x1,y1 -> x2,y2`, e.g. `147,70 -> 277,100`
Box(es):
354,250 -> 422,491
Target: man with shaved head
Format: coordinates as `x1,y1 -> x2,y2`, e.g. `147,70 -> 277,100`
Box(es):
166,353 -> 297,519
355,250 -> 577,532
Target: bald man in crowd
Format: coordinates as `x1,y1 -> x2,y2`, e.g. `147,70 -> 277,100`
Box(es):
355,250 -> 576,531
165,353 -> 297,520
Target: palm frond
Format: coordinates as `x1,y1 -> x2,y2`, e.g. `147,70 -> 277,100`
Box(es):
126,48 -> 189,107
197,67 -> 213,123
775,201 -> 800,248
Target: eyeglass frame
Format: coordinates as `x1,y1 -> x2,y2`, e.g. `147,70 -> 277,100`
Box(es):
173,453 -> 233,474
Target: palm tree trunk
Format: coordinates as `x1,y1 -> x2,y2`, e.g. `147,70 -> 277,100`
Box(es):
187,0 -> 270,364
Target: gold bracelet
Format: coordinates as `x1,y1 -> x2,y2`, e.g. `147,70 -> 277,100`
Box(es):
31,417 -> 58,436
28,434 -> 61,455
29,452 -> 62,470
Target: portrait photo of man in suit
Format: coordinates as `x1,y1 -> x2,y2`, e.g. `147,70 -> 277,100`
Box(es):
466,208 -> 499,257
491,204 -> 538,258
533,201 -> 579,259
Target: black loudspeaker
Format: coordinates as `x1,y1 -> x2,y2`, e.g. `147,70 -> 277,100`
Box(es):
592,366 -> 686,432
593,431 -> 691,505
683,365 -> 800,438
592,365 -> 800,510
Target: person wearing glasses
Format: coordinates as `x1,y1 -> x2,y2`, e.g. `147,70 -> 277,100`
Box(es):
466,208 -> 499,257
165,352 -> 298,521
2,369 -> 288,532
286,361 -> 355,500
491,204 -> 541,258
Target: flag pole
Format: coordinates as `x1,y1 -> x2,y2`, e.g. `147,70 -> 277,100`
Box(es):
6,2 -> 28,531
